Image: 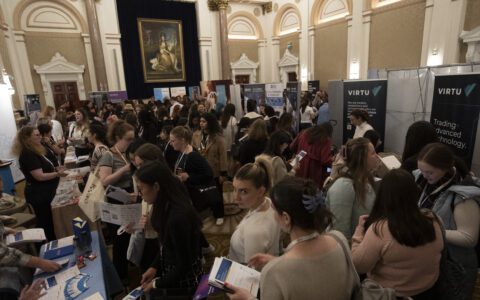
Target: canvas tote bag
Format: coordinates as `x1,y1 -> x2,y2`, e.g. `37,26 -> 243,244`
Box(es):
78,166 -> 105,222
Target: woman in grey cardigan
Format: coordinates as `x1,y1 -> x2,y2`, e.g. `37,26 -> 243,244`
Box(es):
415,142 -> 480,300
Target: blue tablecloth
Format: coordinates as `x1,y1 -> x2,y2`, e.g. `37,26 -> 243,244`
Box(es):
36,231 -> 123,299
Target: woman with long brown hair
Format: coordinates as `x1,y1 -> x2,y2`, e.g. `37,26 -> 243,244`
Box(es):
13,126 -> 67,241
325,137 -> 379,240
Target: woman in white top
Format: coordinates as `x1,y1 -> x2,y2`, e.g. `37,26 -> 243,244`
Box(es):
220,103 -> 237,152
349,109 -> 373,139
300,98 -> 316,131
229,157 -> 281,265
67,108 -> 90,157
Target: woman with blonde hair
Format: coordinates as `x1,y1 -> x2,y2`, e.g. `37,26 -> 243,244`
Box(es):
41,106 -> 64,144
228,157 -> 281,264
13,126 -> 67,241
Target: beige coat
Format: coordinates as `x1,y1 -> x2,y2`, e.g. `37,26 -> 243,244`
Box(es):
192,131 -> 228,178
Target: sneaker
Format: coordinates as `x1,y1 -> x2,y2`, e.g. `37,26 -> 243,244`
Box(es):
202,244 -> 215,255
216,218 -> 224,226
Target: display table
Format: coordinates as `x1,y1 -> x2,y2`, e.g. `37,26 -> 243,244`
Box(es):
50,168 -> 100,238
36,231 -> 123,299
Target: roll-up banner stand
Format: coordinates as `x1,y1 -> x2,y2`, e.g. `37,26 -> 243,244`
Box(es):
265,83 -> 284,114
430,74 -> 480,168
243,84 -> 266,108
308,80 -> 320,95
343,80 -> 387,151
286,81 -> 301,134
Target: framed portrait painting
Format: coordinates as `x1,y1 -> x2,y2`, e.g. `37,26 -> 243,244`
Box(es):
138,18 -> 186,83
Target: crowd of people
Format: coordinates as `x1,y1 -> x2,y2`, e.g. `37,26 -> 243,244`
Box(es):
1,89 -> 479,300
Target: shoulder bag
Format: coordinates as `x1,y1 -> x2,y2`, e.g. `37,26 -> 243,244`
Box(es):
432,214 -> 466,300
328,232 -> 397,300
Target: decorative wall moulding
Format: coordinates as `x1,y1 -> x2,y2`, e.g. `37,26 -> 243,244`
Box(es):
460,26 -> 480,63
34,52 -> 86,106
231,53 -> 259,83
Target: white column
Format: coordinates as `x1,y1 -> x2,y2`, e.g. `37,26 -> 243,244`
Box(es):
271,37 -> 280,82
8,30 -> 35,109
361,10 -> 372,79
257,39 -> 267,83
199,37 -> 214,81
308,26 -> 315,80
104,33 -> 126,91
298,30 -> 307,90
82,34 -> 97,91
347,1 -> 370,79
420,0 -> 434,65
421,0 -> 467,66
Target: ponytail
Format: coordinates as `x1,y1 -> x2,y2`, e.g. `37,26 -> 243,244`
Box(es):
236,156 -> 273,193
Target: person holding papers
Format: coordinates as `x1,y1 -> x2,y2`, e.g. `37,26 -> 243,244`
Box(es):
228,158 -> 281,265
98,120 -> 136,282
0,220 -> 60,300
225,177 -> 356,300
135,161 -> 203,297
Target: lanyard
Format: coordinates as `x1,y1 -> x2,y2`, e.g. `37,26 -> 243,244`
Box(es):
174,151 -> 187,171
418,170 -> 455,208
284,232 -> 319,252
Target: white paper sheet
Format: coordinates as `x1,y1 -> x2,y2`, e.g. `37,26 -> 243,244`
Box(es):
99,202 -> 142,228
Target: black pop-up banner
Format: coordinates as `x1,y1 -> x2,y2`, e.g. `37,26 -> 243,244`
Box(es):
430,74 -> 480,168
343,80 -> 387,150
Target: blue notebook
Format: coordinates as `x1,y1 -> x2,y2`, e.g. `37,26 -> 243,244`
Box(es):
44,237 -> 75,260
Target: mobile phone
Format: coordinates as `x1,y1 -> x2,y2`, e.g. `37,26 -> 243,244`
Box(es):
290,150 -> 307,167
214,279 -> 234,293
122,287 -> 143,300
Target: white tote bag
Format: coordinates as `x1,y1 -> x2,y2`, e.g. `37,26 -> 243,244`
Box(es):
78,167 -> 105,222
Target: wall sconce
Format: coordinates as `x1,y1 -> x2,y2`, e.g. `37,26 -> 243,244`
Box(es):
349,60 -> 360,80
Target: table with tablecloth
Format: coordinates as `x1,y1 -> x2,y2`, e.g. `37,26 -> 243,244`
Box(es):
36,230 -> 123,299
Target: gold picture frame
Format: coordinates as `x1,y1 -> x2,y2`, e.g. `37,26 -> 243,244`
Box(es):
137,18 -> 186,83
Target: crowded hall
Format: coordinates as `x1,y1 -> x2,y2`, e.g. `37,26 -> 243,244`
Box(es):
1,0 -> 480,299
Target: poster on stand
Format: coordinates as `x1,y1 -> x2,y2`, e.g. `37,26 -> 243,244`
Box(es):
265,83 -> 284,114
170,86 -> 187,97
230,85 -> 243,120
188,86 -> 200,100
243,84 -> 266,107
343,80 -> 387,151
308,80 -> 320,95
107,91 -> 128,104
89,92 -> 109,109
286,82 -> 301,133
216,84 -> 227,112
24,94 -> 41,126
153,88 -> 170,102
430,74 -> 480,168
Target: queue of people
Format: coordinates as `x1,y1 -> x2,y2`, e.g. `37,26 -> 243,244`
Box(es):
3,93 -> 479,300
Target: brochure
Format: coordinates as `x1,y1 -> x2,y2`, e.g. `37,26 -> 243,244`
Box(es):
6,228 -> 46,246
208,257 -> 260,297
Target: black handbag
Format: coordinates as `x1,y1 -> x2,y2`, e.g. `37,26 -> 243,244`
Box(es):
188,183 -> 221,212
433,214 -> 466,300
